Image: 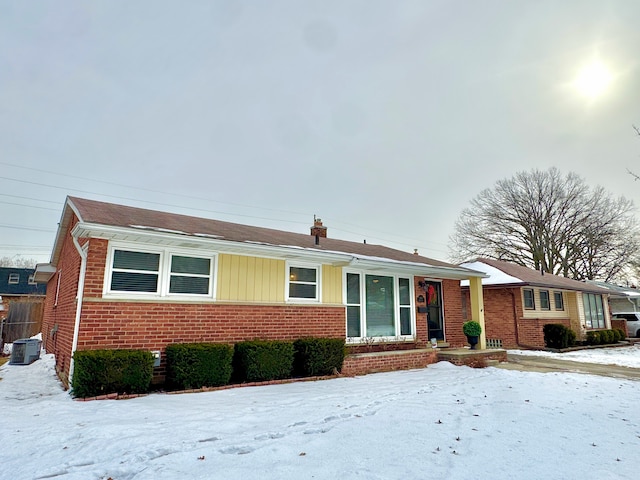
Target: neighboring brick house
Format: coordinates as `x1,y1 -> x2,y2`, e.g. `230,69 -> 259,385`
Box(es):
34,197 -> 487,387
459,259 -> 612,349
0,267 -> 46,345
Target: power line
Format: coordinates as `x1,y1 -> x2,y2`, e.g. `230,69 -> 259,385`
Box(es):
0,174 -> 311,226
0,224 -> 56,233
0,161 -> 311,218
0,168 -> 451,257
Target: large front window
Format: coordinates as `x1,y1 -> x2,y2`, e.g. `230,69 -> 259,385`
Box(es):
583,293 -> 605,329
107,246 -> 214,297
346,272 -> 414,340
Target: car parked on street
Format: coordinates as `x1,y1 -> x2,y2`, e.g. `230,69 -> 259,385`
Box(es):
611,312 -> 640,338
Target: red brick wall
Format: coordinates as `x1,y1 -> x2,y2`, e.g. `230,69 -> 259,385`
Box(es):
610,319 -> 628,337
461,287 -> 573,349
517,317 -> 571,348
77,302 -> 345,381
442,279 -> 464,346
481,288 -> 520,348
41,218 -> 83,386
342,349 -> 437,376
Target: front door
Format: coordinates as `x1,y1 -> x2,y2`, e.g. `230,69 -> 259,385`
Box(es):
425,281 -> 444,341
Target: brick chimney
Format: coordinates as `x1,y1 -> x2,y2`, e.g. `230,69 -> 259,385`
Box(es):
310,216 -> 327,238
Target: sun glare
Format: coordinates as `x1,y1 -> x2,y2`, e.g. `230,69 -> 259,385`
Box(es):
573,60 -> 613,99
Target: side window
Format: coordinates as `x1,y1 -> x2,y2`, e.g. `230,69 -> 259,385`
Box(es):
8,273 -> 19,284
523,288 -> 535,310
288,265 -> 318,301
554,291 -> 564,310
169,255 -> 211,295
539,290 -> 550,310
110,250 -> 161,293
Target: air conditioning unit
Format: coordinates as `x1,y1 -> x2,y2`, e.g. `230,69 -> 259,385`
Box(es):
10,338 -> 42,365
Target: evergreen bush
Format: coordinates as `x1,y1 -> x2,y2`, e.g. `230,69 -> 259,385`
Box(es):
462,321 -> 482,337
293,338 -> 346,377
233,340 -> 294,382
543,324 -> 576,349
72,349 -> 154,398
165,343 -> 234,390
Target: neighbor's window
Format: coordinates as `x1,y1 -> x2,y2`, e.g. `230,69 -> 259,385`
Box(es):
288,265 -> 318,300
539,290 -> 550,310
169,255 -> 211,295
554,291 -> 564,310
110,250 -> 161,293
523,288 -> 535,310
28,274 -> 36,285
346,272 -> 414,340
8,273 -> 19,284
583,293 -> 605,329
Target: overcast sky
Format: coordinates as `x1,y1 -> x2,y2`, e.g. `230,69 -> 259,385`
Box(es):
1,1 -> 639,265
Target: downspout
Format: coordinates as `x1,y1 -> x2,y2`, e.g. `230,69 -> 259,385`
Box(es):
69,233 -> 88,383
509,290 -> 521,346
510,288 -> 540,350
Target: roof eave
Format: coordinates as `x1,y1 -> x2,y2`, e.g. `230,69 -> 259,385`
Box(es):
71,223 -> 484,278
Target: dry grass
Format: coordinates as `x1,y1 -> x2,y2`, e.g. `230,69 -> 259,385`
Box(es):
0,356 -> 8,367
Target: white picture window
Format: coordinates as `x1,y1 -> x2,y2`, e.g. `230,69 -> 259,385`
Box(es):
8,273 -> 19,284
288,265 -> 319,301
345,272 -> 414,341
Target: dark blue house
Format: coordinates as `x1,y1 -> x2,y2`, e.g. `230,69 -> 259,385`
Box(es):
0,267 -> 46,344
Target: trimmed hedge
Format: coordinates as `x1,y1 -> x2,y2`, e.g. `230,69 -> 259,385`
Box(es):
543,324 -> 576,349
233,340 -> 294,382
293,338 -> 346,377
72,349 -> 154,398
586,329 -> 624,346
165,343 -> 234,390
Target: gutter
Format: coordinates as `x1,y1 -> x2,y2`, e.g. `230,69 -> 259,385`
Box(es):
68,233 -> 88,383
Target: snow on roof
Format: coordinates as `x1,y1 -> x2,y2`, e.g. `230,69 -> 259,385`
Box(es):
459,261 -> 522,287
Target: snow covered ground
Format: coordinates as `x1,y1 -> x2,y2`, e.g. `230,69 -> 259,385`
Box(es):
510,344 -> 640,368
1,348 -> 639,480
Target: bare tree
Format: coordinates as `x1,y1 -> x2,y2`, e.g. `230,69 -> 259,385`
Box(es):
450,168 -> 639,281
0,256 -> 38,268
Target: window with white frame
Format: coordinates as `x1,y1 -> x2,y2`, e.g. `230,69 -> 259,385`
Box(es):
110,250 -> 161,293
539,290 -> 550,310
288,265 -> 319,301
8,273 -> 19,284
583,293 -> 605,329
345,272 -> 414,340
107,247 -> 214,297
28,274 -> 36,285
169,255 -> 211,295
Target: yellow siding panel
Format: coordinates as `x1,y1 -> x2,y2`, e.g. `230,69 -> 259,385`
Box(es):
217,253 -> 285,302
322,265 -> 343,304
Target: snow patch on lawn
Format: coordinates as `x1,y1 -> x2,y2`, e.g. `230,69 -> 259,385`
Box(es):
509,344 -> 640,368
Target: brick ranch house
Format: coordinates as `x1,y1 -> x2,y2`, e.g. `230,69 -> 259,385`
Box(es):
34,197 -> 488,387
459,258 -> 613,349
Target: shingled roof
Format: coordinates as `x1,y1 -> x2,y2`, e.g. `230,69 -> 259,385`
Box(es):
46,196 -> 481,279
460,258 -> 611,294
